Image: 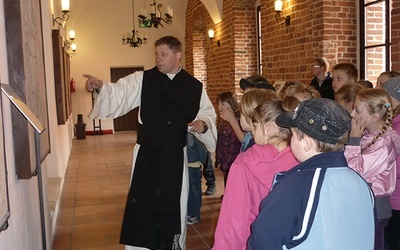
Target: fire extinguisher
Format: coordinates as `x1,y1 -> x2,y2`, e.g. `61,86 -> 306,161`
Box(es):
70,77 -> 76,92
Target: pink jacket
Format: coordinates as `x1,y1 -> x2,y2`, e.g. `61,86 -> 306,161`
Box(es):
344,127 -> 400,197
212,144 -> 298,250
390,115 -> 400,210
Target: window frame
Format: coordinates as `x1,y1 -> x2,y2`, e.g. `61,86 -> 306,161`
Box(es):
359,0 -> 391,80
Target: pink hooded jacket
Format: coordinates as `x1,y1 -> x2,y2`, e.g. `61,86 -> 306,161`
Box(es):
390,114 -> 400,209
344,127 -> 400,197
212,144 -> 298,250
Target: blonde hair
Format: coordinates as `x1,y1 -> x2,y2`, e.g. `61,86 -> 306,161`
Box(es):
379,71 -> 400,79
240,89 -> 278,124
335,84 -> 362,107
357,80 -> 373,89
281,82 -> 321,111
356,89 -> 393,152
251,99 -> 291,145
292,128 -> 348,152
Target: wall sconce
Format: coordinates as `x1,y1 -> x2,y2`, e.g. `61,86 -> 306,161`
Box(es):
64,30 -> 76,56
208,29 -> 220,47
274,0 -> 290,26
53,0 -> 70,26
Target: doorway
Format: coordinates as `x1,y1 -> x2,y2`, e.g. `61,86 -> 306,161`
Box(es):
110,67 -> 143,131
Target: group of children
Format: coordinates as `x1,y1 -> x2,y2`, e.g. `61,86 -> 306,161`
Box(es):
190,60 -> 400,249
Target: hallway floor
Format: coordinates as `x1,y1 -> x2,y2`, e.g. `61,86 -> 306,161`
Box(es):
52,131 -> 224,250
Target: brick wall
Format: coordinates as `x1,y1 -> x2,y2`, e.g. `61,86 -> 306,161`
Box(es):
185,0 -> 400,106
186,0 -> 257,105
261,0 -> 357,85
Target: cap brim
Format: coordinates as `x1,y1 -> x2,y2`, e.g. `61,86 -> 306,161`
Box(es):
240,79 -> 250,90
276,112 -> 297,128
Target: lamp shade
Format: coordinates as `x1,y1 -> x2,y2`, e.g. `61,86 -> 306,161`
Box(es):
61,0 -> 70,12
275,0 -> 283,12
208,29 -> 215,39
71,43 -> 76,51
69,30 -> 75,40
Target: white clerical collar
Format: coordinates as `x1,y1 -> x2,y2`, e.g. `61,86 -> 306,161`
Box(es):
166,67 -> 182,80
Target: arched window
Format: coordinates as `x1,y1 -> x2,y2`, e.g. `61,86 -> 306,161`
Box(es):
359,0 -> 391,83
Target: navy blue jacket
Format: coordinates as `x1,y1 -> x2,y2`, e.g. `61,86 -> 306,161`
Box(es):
248,151 -> 375,249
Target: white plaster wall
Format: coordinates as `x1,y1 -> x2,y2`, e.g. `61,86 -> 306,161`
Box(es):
0,0 -> 74,248
0,1 -> 44,248
68,0 -> 187,131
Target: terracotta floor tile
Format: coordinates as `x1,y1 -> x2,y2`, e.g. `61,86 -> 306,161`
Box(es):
72,221 -> 121,238
71,235 -> 107,248
57,212 -> 74,226
103,212 -> 124,222
74,214 -> 104,225
74,203 -> 119,216
186,235 -> 209,248
75,198 -> 103,207
52,232 -> 71,250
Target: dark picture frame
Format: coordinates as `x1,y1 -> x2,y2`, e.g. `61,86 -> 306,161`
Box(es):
3,0 -> 51,179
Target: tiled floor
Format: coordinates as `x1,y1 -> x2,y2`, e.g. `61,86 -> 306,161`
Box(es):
52,131 -> 224,250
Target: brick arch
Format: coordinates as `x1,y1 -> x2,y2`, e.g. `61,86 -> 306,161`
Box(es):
185,0 -> 213,89
186,0 -> 260,106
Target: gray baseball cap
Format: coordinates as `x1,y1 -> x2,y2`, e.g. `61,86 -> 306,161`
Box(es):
276,98 -> 351,144
382,76 -> 400,102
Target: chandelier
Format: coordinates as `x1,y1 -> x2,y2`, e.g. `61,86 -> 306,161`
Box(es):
122,0 -> 148,48
138,0 -> 173,28
122,30 -> 147,48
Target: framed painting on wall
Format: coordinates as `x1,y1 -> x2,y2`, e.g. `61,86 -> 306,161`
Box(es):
3,0 -> 51,179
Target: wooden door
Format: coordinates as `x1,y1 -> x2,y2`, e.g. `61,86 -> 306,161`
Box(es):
110,67 -> 143,131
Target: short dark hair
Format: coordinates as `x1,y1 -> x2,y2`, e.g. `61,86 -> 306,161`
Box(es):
332,63 -> 358,81
155,36 -> 182,53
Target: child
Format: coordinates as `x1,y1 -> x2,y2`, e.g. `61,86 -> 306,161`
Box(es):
280,81 -> 321,111
344,88 -> 400,250
215,92 -> 241,187
212,99 -> 298,250
331,62 -> 358,93
376,71 -> 400,88
186,133 -> 207,225
239,89 -> 278,151
357,79 -> 374,88
309,57 -> 334,99
248,98 -> 375,249
219,76 -> 276,150
379,78 -> 400,250
335,83 -> 362,113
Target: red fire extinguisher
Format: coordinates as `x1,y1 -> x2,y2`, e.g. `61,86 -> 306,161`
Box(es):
70,78 -> 76,92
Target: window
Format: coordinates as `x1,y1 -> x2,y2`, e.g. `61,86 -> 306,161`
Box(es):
360,0 -> 391,83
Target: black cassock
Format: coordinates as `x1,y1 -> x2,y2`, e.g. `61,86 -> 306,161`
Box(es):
120,67 -> 202,249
